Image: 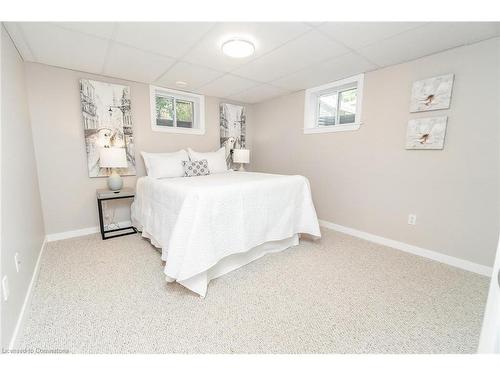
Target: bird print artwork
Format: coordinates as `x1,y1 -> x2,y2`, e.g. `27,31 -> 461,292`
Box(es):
220,103 -> 246,169
406,116 -> 448,150
80,79 -> 136,177
410,74 -> 454,112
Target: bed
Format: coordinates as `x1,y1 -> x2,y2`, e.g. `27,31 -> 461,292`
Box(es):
131,171 -> 321,296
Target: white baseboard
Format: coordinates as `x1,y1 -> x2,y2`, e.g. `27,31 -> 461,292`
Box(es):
46,221 -> 133,242
45,226 -> 99,242
319,219 -> 493,277
8,237 -> 47,351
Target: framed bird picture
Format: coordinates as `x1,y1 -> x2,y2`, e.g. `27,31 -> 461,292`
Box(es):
219,103 -> 246,168
80,79 -> 136,177
409,74 -> 454,113
406,116 -> 448,150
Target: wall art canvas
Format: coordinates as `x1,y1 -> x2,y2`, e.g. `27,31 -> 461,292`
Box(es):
406,116 -> 448,150
409,74 -> 454,112
219,103 -> 246,167
80,79 -> 136,177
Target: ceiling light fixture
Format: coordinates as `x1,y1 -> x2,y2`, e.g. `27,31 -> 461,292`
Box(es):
222,39 -> 255,58
175,81 -> 188,88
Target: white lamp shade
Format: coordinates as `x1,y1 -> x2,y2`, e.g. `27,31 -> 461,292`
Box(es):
233,148 -> 250,164
99,147 -> 128,168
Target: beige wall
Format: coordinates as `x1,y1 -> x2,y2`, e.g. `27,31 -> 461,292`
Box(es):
252,37 -> 500,267
24,62 -> 252,235
1,26 -> 46,348
15,37 -> 500,267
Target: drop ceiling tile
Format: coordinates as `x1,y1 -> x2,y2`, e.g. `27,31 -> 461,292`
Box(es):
232,30 -> 350,82
3,22 -> 35,61
273,52 -> 377,91
10,21 -> 500,93
450,22 -> 500,43
54,22 -> 116,39
103,43 -> 175,83
183,22 -> 312,72
319,22 -> 427,49
197,74 -> 259,98
156,61 -> 224,90
19,22 -> 109,74
114,22 -> 214,58
358,22 -> 500,67
228,84 -> 290,104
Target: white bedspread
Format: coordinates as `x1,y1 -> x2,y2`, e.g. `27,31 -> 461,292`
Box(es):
131,171 -> 321,296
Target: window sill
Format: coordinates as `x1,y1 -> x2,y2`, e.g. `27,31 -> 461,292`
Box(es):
303,123 -> 361,134
151,126 -> 205,135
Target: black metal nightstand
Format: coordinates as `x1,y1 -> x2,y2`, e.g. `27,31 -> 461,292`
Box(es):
96,188 -> 137,240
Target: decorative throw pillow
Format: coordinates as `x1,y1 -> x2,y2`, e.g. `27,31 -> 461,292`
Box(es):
187,147 -> 228,174
182,159 -> 210,177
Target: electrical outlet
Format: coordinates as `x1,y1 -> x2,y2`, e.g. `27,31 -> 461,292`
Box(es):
15,252 -> 20,273
2,276 -> 9,301
408,214 -> 417,225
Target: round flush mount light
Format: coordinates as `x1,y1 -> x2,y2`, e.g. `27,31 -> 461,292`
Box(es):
222,39 -> 255,58
175,81 -> 188,88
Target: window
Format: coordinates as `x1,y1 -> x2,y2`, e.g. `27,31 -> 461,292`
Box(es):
150,86 -> 205,134
304,74 -> 364,134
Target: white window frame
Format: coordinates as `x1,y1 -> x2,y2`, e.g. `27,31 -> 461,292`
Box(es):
150,85 -> 205,135
303,74 -> 364,134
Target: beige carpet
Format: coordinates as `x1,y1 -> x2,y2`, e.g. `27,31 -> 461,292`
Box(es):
18,228 -> 489,353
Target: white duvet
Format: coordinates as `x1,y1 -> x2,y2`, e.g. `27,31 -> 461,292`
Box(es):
131,171 -> 321,296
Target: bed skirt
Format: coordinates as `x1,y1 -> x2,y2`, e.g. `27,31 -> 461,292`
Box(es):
140,229 -> 299,297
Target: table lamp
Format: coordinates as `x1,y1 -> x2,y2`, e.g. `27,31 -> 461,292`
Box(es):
232,149 -> 250,171
99,147 -> 128,191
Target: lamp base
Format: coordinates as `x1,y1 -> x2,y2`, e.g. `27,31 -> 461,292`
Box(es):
238,164 -> 246,172
107,170 -> 123,191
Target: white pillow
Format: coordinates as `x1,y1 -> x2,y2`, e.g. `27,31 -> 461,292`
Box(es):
141,150 -> 189,178
188,147 -> 228,174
